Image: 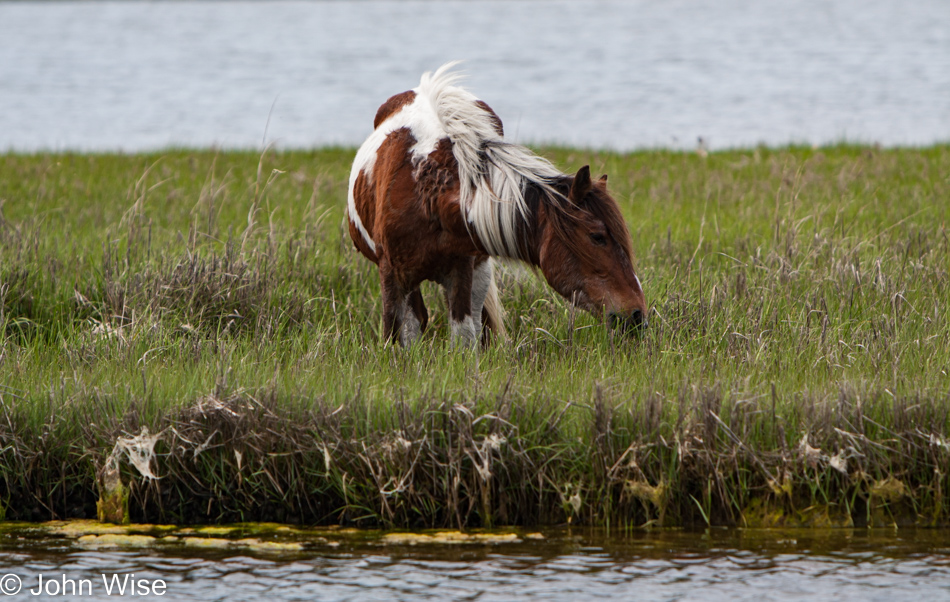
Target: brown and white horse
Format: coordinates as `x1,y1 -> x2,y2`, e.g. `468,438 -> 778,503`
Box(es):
346,63 -> 647,346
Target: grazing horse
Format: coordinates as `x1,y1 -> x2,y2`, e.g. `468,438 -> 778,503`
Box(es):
346,63 -> 647,346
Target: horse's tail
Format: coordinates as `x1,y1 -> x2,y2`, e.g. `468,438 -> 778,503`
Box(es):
481,260 -> 507,343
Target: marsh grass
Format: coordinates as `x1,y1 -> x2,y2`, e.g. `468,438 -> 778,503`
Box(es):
0,145 -> 948,527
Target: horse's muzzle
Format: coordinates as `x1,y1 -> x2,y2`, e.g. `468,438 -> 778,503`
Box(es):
609,309 -> 648,334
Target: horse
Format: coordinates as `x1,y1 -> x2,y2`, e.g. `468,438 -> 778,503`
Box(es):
346,63 -> 647,346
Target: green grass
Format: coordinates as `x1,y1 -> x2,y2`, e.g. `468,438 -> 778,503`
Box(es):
1,145 -> 949,527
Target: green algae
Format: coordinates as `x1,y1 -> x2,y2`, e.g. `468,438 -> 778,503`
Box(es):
6,519 -> 950,569
0,520 -> 334,554
48,520 -> 132,537
525,532 -> 545,540
381,531 -> 522,545
869,477 -> 917,528
232,538 -> 306,552
871,477 -> 909,503
96,478 -> 129,525
0,520 -> 541,554
741,498 -> 853,528
45,520 -> 177,537
182,537 -> 233,549
623,480 -> 668,525
77,534 -> 157,548
196,526 -> 238,536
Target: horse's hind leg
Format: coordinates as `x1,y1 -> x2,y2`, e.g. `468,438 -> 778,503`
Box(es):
470,258 -> 491,342
441,258 -> 478,347
379,259 -> 407,344
400,288 -> 427,344
407,289 -> 428,332
473,257 -> 506,345
380,257 -> 426,346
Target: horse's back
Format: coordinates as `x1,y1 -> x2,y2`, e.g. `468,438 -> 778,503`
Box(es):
374,90 -> 416,130
346,80 -> 505,266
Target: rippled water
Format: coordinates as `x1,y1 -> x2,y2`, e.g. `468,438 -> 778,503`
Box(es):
1,0 -> 948,151
2,529 -> 950,601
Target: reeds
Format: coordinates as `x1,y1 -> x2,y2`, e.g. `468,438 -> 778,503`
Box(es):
1,383 -> 949,527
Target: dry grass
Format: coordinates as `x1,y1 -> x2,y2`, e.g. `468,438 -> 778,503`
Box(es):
2,384 -> 948,527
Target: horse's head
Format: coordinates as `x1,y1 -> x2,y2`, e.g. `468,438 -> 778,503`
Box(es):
537,166 -> 648,333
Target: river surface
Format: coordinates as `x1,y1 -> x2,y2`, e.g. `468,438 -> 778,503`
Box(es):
1,527 -> 950,601
1,0 -> 948,152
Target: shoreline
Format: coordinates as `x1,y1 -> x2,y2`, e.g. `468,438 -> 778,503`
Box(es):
3,384 -> 950,528
4,141 -> 950,156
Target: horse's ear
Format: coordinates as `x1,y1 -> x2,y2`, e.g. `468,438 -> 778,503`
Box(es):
599,174 -> 608,187
571,165 -> 592,200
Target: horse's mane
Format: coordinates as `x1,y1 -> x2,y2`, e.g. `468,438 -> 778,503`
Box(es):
544,177 -> 635,265
418,63 -> 564,259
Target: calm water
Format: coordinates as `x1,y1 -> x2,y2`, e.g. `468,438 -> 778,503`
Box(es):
1,528 -> 950,601
1,0 -> 948,152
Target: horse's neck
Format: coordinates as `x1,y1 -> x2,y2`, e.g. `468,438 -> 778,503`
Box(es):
515,179 -> 564,266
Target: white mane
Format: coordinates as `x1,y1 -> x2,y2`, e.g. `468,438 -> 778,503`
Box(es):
418,63 -> 564,259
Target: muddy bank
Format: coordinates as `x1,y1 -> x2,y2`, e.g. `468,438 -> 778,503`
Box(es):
2,386 -> 949,529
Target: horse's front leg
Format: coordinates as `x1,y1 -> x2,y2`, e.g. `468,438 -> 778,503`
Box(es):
442,258 -> 478,348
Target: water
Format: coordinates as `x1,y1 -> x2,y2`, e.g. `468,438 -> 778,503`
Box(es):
1,528 -> 949,601
1,0 -> 948,152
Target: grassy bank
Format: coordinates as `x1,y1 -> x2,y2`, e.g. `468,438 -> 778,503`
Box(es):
1,145 -> 949,527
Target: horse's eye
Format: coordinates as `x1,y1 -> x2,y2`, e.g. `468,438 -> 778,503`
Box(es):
590,232 -> 608,246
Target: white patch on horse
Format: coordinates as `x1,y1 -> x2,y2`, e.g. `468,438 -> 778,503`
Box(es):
347,89 -> 453,254
400,300 -> 422,345
346,167 -> 377,254
450,315 -> 477,347
469,259 -> 493,335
